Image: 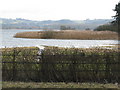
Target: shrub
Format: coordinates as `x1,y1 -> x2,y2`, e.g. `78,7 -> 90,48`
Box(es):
2,47 -> 120,83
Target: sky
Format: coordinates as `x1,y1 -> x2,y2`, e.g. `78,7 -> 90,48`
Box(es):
0,0 -> 120,21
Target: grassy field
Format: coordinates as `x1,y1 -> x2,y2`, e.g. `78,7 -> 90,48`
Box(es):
14,30 -> 119,40
2,81 -> 120,88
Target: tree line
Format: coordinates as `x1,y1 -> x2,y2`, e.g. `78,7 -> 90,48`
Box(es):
95,2 -> 120,32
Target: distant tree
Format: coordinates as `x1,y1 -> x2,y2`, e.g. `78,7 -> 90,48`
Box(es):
60,25 -> 76,30
112,2 -> 120,32
94,24 -> 117,32
60,25 -> 67,30
85,28 -> 91,30
95,2 -> 120,32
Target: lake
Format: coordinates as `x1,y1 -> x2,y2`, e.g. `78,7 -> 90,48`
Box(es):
1,29 -> 119,48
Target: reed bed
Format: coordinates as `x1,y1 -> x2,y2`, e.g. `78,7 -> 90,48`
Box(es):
14,30 -> 119,40
1,47 -> 120,83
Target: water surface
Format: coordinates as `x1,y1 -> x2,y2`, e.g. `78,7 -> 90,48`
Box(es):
1,29 -> 119,48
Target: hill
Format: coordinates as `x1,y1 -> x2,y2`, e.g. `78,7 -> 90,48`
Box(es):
0,18 -> 113,30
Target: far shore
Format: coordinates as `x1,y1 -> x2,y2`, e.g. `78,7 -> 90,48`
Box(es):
14,30 -> 119,40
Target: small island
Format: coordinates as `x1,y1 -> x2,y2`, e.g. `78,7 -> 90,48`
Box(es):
14,30 -> 119,40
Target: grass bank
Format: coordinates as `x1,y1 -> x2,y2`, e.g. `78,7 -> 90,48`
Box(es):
14,30 -> 119,40
2,81 -> 120,88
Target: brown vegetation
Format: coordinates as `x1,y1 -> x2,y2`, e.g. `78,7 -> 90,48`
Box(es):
14,30 -> 119,40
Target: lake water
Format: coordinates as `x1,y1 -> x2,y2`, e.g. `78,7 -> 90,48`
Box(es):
1,29 -> 119,48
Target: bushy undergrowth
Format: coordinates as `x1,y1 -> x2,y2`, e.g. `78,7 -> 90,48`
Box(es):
1,47 -> 120,83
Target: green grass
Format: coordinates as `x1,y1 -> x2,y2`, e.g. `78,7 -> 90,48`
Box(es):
2,81 -> 120,88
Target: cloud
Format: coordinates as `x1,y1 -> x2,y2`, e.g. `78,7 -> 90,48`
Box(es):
0,0 -> 119,20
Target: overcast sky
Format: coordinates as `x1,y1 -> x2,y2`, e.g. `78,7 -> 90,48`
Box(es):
0,0 -> 119,21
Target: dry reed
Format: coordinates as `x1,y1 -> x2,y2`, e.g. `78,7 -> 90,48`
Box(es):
14,30 -> 119,40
